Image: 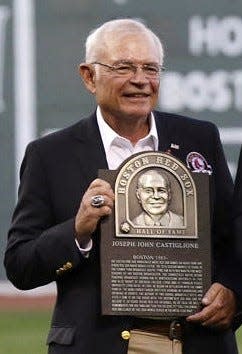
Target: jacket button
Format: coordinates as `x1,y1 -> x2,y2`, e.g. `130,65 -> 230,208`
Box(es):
121,330 -> 130,340
56,268 -> 63,275
65,262 -> 73,269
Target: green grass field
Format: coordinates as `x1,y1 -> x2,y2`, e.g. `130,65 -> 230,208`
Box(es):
0,311 -> 242,354
237,328 -> 242,353
0,311 -> 52,354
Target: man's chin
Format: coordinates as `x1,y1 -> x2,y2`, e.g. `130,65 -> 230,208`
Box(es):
147,209 -> 167,216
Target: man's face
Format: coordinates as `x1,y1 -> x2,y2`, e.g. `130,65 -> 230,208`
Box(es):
136,172 -> 170,217
91,32 -> 161,125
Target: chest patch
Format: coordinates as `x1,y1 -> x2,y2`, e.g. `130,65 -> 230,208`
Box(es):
186,152 -> 212,175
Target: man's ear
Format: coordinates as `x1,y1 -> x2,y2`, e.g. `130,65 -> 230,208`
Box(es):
167,189 -> 172,204
79,63 -> 96,94
136,188 -> 141,203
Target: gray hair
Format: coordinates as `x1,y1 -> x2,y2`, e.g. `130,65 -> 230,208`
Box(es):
85,18 -> 164,64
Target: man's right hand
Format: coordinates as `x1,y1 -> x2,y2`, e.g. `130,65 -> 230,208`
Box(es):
75,178 -> 115,247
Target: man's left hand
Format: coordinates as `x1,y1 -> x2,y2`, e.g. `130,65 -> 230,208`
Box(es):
186,282 -> 237,329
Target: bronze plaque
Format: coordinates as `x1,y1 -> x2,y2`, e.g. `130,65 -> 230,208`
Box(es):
100,152 -> 211,318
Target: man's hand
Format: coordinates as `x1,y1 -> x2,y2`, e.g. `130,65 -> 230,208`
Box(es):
75,178 -> 115,246
186,282 -> 237,329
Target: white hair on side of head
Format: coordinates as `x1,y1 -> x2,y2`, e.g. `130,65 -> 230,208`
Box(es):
85,18 -> 164,64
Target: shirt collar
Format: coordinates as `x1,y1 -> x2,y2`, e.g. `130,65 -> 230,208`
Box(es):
96,106 -> 159,152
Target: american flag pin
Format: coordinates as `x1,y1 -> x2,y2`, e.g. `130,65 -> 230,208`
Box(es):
170,143 -> 180,150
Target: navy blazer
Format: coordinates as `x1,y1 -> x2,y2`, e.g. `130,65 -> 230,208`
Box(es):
4,111 -> 240,354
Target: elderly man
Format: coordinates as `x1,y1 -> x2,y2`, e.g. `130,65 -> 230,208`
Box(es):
133,169 -> 184,227
4,18 -> 240,354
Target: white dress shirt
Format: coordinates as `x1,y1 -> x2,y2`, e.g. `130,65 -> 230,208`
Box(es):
96,106 -> 159,169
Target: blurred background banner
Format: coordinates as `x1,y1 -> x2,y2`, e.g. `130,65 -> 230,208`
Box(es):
0,0 -> 242,284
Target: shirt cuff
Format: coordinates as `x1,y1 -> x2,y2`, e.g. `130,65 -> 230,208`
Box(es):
75,238 -> 93,258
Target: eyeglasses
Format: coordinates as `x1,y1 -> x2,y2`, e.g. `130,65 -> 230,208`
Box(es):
91,61 -> 165,79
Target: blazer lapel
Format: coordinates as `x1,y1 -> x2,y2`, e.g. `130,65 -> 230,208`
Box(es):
71,113 -> 108,182
154,111 -> 171,153
154,111 -> 184,162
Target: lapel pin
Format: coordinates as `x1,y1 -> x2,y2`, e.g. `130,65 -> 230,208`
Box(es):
170,143 -> 180,150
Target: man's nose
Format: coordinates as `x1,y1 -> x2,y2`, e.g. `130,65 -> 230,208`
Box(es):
130,67 -> 149,82
153,189 -> 160,199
